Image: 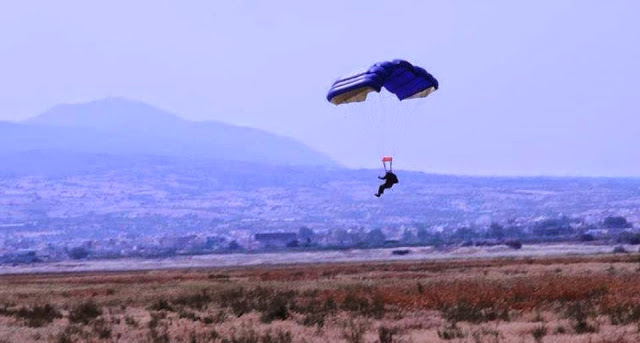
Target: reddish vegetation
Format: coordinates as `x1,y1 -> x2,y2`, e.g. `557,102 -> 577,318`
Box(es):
1,254 -> 640,342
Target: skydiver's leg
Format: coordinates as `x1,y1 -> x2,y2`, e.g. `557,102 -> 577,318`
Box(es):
375,184 -> 385,197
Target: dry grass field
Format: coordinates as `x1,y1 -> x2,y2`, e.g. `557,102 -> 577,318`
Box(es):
1,254 -> 640,342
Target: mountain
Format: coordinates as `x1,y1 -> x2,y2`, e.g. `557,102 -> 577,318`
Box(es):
1,97 -> 336,167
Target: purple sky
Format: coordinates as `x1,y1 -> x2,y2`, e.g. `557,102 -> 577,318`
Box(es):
1,1 -> 639,176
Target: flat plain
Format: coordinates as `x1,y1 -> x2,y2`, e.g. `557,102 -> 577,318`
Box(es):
1,253 -> 640,342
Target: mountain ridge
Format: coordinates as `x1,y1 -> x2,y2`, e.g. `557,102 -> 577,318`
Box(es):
1,97 -> 337,167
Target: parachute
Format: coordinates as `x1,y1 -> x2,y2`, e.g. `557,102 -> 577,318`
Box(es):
327,59 -> 439,105
326,59 -> 439,171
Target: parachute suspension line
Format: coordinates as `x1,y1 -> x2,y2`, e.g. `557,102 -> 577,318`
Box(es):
336,97 -> 371,171
325,59 -> 439,172
379,90 -> 400,164
362,94 -> 384,165
395,96 -> 419,164
375,92 -> 388,161
368,96 -> 385,167
386,91 -> 400,161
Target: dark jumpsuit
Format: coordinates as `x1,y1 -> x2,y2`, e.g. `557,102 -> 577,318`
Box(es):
376,171 -> 399,196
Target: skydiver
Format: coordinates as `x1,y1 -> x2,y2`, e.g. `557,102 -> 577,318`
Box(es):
375,170 -> 399,197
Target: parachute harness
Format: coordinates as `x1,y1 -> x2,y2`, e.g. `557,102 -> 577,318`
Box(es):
382,156 -> 393,172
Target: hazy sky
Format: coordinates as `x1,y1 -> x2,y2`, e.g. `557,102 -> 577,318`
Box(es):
1,1 -> 639,176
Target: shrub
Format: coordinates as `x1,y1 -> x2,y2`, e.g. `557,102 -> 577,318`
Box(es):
231,299 -> 250,317
208,273 -> 230,281
302,312 -> 325,327
604,303 -> 640,325
148,298 -> 174,312
323,297 -> 337,313
202,310 -> 227,325
504,240 -> 522,249
218,288 -> 251,317
210,330 -> 221,340
378,326 -> 396,343
174,289 -> 211,310
471,327 -> 500,342
57,331 -> 73,343
565,302 -> 598,334
223,326 -> 259,343
291,298 -> 318,314
260,329 -> 293,343
68,247 -> 89,259
342,318 -> 367,343
596,335 -> 632,343
15,304 -> 62,327
531,325 -> 547,343
437,323 -> 465,340
260,294 -> 289,323
178,310 -> 200,322
148,311 -> 166,330
56,325 -> 82,343
532,310 -> 544,322
212,310 -> 228,324
603,216 -> 631,229
416,282 -> 424,294
369,293 -> 385,319
124,315 -> 138,327
294,298 -> 328,327
613,245 -> 628,254
441,301 -> 509,324
92,318 -> 112,339
68,301 -> 102,324
580,233 -> 595,241
148,326 -> 170,343
616,232 -> 640,245
341,292 -> 369,313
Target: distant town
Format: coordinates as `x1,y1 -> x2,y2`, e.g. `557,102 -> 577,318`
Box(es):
2,161 -> 639,265
1,98 -> 640,266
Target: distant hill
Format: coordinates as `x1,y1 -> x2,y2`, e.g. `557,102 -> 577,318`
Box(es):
0,97 -> 336,167
2,151 -> 639,239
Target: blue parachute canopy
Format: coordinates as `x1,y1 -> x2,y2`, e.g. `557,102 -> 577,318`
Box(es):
327,59 -> 439,105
